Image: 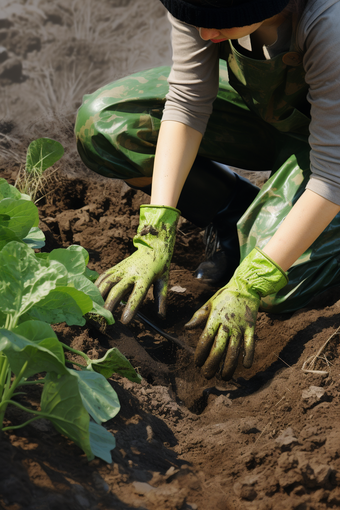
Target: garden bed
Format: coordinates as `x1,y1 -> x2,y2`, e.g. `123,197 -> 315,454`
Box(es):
1,168 -> 340,510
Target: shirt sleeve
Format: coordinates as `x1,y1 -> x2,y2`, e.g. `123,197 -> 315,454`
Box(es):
162,13 -> 220,135
298,0 -> 340,205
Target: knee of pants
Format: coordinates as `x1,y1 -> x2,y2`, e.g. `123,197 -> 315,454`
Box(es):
74,78 -> 165,182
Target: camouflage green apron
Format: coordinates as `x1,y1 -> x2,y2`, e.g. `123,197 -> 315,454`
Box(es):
75,31 -> 340,314
221,38 -> 340,313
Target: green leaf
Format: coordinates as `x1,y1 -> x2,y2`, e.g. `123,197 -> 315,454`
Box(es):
84,267 -> 100,282
26,138 -> 64,175
41,371 -> 93,460
90,302 -> 115,325
70,369 -> 120,424
72,277 -> 115,323
12,320 -> 64,365
0,329 -> 66,378
19,193 -> 31,201
88,348 -> 142,383
26,287 -> 93,326
0,178 -> 21,200
67,245 -> 90,265
22,227 -> 45,249
0,226 -> 22,250
0,198 -> 39,240
13,320 -> 58,341
48,248 -> 86,277
89,422 -> 116,463
72,274 -> 104,305
0,242 -> 65,318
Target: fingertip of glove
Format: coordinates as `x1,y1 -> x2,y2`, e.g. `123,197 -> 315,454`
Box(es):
242,354 -> 254,369
220,370 -> 234,381
184,318 -> 196,329
121,309 -> 134,325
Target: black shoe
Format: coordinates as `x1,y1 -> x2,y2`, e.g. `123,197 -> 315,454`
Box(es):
194,224 -> 239,286
194,250 -> 238,286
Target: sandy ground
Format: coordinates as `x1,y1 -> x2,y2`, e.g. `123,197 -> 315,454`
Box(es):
1,1 -> 340,510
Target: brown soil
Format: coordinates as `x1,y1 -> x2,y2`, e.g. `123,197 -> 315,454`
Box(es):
1,2 -> 340,510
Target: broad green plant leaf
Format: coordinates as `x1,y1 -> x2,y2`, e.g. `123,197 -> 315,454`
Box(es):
0,329 -> 66,378
48,248 -> 86,277
22,226 -> 45,249
70,369 -> 120,424
0,226 -> 22,250
12,321 -> 64,364
90,302 -> 115,325
26,138 -> 64,175
84,266 -> 100,282
88,348 -> 142,383
12,320 -> 66,364
67,244 -> 99,282
41,371 -> 94,460
46,250 -> 113,324
0,242 -> 66,320
0,198 -> 39,243
0,178 -> 21,200
67,244 -> 90,265
71,275 -> 114,324
13,320 -> 58,341
66,246 -> 100,282
89,422 -> 116,463
71,274 -> 104,305
26,287 -> 93,326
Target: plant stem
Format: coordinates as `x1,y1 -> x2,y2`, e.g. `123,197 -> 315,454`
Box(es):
0,356 -> 9,396
69,361 -> 86,369
2,416 -> 41,432
61,342 -> 90,362
1,399 -> 55,421
0,361 -> 28,433
20,379 -> 45,385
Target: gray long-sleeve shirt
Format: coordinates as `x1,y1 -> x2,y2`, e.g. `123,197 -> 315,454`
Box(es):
162,0 -> 340,205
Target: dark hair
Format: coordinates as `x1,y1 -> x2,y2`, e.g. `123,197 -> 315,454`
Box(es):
159,0 -> 291,29
186,0 -> 235,5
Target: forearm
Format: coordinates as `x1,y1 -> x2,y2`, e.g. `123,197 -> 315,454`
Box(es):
151,120 -> 203,208
262,189 -> 340,271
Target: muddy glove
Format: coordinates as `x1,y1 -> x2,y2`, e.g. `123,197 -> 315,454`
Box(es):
96,204 -> 180,324
186,247 -> 288,380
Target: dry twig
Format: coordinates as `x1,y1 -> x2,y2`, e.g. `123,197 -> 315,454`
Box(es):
301,325 -> 340,375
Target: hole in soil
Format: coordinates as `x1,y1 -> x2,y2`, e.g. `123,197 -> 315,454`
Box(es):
133,334 -> 178,365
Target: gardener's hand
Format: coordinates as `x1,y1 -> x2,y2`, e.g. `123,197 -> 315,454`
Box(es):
95,205 -> 180,324
185,248 -> 288,380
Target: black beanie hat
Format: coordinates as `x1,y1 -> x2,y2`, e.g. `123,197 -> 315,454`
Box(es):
159,0 -> 290,29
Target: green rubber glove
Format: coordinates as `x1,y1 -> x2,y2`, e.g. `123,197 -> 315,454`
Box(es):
186,247 -> 288,380
96,204 -> 180,324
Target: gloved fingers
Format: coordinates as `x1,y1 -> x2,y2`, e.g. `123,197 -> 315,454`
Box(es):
153,276 -> 169,319
242,327 -> 255,368
185,303 -> 210,329
95,269 -> 111,288
95,271 -> 122,298
104,280 -> 134,313
201,325 -> 229,379
194,316 -> 219,367
221,329 -> 242,381
121,282 -> 150,324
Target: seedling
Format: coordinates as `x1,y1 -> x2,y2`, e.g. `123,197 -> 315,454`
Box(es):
15,137 -> 64,203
